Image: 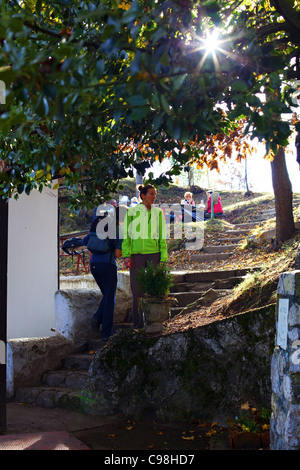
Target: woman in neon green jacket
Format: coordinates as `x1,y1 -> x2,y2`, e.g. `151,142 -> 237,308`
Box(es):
122,184 -> 168,329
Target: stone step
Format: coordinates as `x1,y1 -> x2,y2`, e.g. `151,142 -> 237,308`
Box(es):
261,208 -> 275,213
171,288 -> 232,315
202,245 -> 237,253
16,386 -> 82,410
233,222 -> 261,228
258,213 -> 275,219
171,291 -> 210,307
43,370 -> 88,389
190,252 -> 234,262
255,215 -> 272,221
256,206 -> 298,220
261,202 -> 300,211
217,237 -> 241,244
169,271 -> 247,308
224,229 -> 250,236
187,277 -> 244,291
170,272 -> 186,284
63,353 -> 94,371
84,337 -> 113,351
182,268 -> 258,283
170,282 -> 213,293
212,276 -> 245,289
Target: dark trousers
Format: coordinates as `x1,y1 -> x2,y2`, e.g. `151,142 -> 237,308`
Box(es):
90,262 -> 117,339
130,253 -> 161,329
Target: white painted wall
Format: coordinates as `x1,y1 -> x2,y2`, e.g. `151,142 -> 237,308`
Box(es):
7,186 -> 58,339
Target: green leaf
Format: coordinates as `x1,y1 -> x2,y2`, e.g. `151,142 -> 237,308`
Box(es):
130,106 -> 150,120
173,74 -> 187,92
160,94 -> 170,114
128,95 -> 147,106
153,114 -> 163,131
231,80 -> 248,92
160,53 -> 170,66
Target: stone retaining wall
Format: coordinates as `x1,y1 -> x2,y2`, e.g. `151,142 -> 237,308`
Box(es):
7,335 -> 74,398
54,287 -> 132,346
270,271 -> 300,450
82,304 -> 275,425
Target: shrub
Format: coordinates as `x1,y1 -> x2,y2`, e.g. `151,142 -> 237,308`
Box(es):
137,261 -> 174,299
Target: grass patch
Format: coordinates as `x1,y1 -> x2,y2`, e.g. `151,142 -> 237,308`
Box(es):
223,193 -> 274,213
204,218 -> 234,232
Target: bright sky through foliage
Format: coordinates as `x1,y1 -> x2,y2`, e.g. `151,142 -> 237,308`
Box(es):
204,30 -> 220,54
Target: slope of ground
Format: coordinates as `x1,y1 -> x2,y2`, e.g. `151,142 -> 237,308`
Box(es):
163,194 -> 300,335
164,236 -> 299,335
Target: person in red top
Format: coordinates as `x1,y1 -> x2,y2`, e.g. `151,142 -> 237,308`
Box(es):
206,191 -> 223,214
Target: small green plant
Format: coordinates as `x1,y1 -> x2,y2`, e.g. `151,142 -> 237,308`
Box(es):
260,407 -> 271,422
234,414 -> 259,433
137,261 -> 174,299
231,406 -> 271,434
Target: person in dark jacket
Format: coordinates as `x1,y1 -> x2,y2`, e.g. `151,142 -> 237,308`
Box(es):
83,205 -> 127,343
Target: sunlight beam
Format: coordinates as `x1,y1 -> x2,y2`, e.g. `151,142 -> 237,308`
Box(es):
204,30 -> 220,54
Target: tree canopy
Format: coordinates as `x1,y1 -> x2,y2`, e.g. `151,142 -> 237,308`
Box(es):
0,0 -> 299,207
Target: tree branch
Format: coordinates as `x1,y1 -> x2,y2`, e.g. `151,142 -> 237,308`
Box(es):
270,0 -> 300,34
255,21 -> 291,38
24,21 -> 62,38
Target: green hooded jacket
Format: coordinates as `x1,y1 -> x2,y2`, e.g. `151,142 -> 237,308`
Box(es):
122,203 -> 168,262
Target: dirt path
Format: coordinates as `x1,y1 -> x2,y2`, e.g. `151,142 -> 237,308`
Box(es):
6,402 -> 230,450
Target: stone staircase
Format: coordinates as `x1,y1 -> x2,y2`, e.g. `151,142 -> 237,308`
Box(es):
190,220 -> 256,264
254,197 -> 300,222
166,219 -> 263,316
169,268 -> 253,317
171,197 -> 300,316
15,338 -> 101,411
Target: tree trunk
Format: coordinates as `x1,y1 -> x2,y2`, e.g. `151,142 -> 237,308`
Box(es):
136,172 -> 143,197
244,157 -> 252,196
270,146 -> 295,249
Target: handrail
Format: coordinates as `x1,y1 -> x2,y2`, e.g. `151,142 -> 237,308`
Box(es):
60,229 -> 89,240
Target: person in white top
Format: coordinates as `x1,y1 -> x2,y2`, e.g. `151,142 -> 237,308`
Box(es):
181,191 -> 195,206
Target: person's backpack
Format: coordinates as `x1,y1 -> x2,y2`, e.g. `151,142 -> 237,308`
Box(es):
86,232 -> 113,254
86,212 -> 115,255
61,237 -> 84,255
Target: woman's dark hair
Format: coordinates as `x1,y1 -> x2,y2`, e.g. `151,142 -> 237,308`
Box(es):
138,184 -> 156,199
